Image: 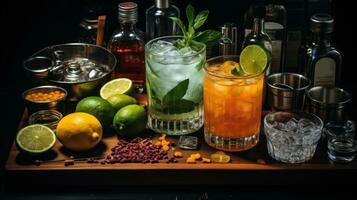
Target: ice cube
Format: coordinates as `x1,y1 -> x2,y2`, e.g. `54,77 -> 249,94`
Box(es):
285,118 -> 298,132
298,118 -> 316,132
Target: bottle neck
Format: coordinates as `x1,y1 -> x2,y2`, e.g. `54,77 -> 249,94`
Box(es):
155,0 -> 170,8
253,18 -> 265,34
312,32 -> 331,47
120,22 -> 136,30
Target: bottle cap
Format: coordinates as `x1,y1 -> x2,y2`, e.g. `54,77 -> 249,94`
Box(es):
118,2 -> 138,23
155,0 -> 170,9
310,13 -> 334,33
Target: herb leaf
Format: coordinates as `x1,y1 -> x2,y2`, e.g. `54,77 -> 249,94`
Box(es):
170,4 -> 222,49
170,17 -> 186,37
186,4 -> 195,28
193,10 -> 209,29
163,79 -> 189,104
231,68 -> 245,76
193,30 -> 223,44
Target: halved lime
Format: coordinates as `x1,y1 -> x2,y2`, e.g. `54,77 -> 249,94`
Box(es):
16,124 -> 56,155
240,44 -> 269,75
100,78 -> 134,100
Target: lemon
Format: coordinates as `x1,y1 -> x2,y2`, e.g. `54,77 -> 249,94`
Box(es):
56,112 -> 103,151
113,105 -> 147,138
75,96 -> 115,127
100,78 -> 134,100
240,44 -> 270,75
107,94 -> 137,112
16,124 -> 56,155
210,153 -> 231,163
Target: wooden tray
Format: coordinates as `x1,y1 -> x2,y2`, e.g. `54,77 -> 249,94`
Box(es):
5,96 -> 357,187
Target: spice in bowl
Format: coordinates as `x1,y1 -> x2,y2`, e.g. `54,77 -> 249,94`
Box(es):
22,86 -> 67,114
25,90 -> 65,102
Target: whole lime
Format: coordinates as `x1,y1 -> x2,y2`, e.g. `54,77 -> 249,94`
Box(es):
75,96 -> 115,127
107,94 -> 137,112
113,104 -> 147,138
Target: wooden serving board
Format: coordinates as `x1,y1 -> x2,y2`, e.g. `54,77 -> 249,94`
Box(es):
5,95 -> 357,187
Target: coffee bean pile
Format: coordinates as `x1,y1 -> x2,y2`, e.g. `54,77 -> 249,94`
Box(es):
102,138 -> 168,164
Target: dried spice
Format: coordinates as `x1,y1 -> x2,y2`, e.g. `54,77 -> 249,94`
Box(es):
104,138 -> 168,164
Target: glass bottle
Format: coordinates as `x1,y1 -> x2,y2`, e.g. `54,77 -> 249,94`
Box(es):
304,13 -> 341,87
146,0 -> 180,41
265,0 -> 287,73
219,22 -> 238,56
242,4 -> 272,75
78,5 -> 103,45
108,2 -> 145,90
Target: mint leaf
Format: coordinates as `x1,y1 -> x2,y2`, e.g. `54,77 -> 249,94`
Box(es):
170,17 -> 187,37
186,4 -> 195,28
193,10 -> 209,29
163,79 -> 189,105
162,99 -> 196,114
231,68 -> 245,76
193,30 -> 223,44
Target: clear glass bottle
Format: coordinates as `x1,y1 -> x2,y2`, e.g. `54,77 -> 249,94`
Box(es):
242,4 -> 272,75
304,13 -> 341,87
78,5 -> 103,45
108,2 -> 145,90
146,0 -> 180,41
219,22 -> 238,56
265,0 -> 287,73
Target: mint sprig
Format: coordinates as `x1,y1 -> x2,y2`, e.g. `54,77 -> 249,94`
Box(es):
170,4 -> 223,49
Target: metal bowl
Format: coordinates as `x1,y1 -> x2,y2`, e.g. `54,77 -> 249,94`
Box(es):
22,85 -> 67,114
23,43 -> 117,101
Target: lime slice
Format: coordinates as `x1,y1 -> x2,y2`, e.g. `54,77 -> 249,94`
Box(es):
16,124 -> 56,155
100,78 -> 134,100
240,44 -> 269,75
210,153 -> 231,163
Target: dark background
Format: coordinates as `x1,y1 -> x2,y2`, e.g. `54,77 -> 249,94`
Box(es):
1,0 -> 356,199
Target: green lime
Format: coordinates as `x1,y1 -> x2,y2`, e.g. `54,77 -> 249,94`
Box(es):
113,104 -> 147,138
240,44 -> 270,75
75,96 -> 115,127
100,78 -> 134,100
16,124 -> 56,155
107,94 -> 137,112
210,153 -> 231,163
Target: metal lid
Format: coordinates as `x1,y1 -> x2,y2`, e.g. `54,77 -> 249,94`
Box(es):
155,0 -> 170,9
118,2 -> 138,23
310,13 -> 334,33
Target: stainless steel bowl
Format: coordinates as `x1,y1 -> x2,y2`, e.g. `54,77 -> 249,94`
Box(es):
22,85 -> 67,114
23,43 -> 117,101
266,73 -> 310,111
306,86 -> 352,123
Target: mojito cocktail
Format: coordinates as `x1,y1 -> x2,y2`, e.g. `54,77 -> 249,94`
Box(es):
204,55 -> 265,151
146,36 -> 206,135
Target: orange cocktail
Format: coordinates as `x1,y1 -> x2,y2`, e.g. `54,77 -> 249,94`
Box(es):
204,56 -> 264,151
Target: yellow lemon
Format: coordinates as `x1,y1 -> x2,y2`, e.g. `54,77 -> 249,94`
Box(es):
56,112 -> 103,151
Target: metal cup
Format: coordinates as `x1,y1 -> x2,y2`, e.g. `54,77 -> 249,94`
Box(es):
306,86 -> 352,123
266,73 -> 310,111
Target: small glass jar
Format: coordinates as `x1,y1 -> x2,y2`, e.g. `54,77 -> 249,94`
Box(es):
29,110 -> 63,131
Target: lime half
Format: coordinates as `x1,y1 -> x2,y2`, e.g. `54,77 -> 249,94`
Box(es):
240,44 -> 269,75
100,78 -> 134,100
16,124 -> 56,155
